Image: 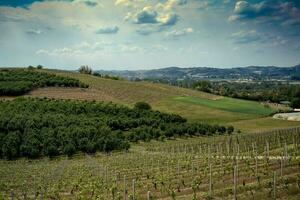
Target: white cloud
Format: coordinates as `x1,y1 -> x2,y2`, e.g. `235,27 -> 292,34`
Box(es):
26,29 -> 43,35
96,26 -> 119,34
230,30 -> 288,47
36,41 -> 145,56
156,0 -> 187,11
157,13 -> 179,26
166,27 -> 194,37
129,6 -> 179,26
115,0 -> 133,6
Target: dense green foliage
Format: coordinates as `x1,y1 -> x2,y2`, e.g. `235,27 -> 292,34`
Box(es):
0,81 -> 33,96
192,81 -> 300,104
0,98 -> 233,159
291,73 -> 300,80
134,101 -> 152,110
0,69 -> 88,96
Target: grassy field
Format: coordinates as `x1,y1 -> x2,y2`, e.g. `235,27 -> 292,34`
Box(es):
173,96 -> 273,116
25,70 -> 300,132
231,117 -> 300,133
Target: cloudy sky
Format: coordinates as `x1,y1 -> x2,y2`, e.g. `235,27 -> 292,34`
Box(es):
0,0 -> 299,70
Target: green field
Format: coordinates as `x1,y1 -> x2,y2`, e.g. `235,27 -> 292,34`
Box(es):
173,96 -> 274,116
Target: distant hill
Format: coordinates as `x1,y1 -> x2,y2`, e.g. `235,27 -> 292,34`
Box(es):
95,64 -> 300,81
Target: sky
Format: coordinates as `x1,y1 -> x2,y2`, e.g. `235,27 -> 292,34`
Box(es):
0,0 -> 299,70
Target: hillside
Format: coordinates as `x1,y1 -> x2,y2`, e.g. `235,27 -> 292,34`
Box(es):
25,70 -> 300,132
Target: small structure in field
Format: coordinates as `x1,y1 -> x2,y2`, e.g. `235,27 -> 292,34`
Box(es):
280,101 -> 290,105
273,112 -> 300,121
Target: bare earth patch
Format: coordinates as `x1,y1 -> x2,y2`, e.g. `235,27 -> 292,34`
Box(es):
26,87 -> 121,103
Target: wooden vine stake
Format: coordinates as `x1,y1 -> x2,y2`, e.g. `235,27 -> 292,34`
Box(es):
234,165 -> 237,200
132,179 -> 136,200
284,142 -> 288,160
273,171 -> 276,200
147,191 -> 151,200
209,163 -> 212,198
10,190 -> 14,200
266,141 -> 270,158
124,175 -> 127,200
40,191 -> 44,200
280,157 -> 283,177
105,166 -> 108,183
177,160 -> 180,176
255,155 -> 258,177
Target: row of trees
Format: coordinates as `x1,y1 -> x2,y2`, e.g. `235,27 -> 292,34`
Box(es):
0,98 -> 234,159
0,69 -> 89,96
78,66 -> 122,80
93,72 -> 123,80
192,81 -> 300,108
79,65 -> 92,74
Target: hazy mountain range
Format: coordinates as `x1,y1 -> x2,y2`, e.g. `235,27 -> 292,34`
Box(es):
95,64 -> 300,81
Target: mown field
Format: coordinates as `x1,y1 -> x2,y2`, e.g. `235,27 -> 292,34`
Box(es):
25,69 -> 300,132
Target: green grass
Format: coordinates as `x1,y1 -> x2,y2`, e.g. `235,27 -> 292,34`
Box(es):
230,117 -> 300,133
173,96 -> 274,116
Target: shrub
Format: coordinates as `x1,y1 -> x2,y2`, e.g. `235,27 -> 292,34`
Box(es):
134,102 -> 152,110
227,125 -> 234,134
291,98 -> 300,109
1,131 -> 21,159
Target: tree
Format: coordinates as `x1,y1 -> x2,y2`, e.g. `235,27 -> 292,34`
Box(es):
2,131 -> 21,159
227,125 -> 234,134
79,65 -> 92,74
193,81 -> 212,93
37,65 -> 43,69
291,98 -> 300,109
63,142 -> 76,157
134,102 -> 151,110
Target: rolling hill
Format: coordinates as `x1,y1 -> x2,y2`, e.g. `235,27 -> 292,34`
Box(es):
24,69 -> 300,132
95,64 -> 300,81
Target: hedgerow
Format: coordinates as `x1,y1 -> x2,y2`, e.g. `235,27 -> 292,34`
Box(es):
0,69 -> 88,96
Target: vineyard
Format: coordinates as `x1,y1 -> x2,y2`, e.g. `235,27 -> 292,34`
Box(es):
1,127 -> 300,199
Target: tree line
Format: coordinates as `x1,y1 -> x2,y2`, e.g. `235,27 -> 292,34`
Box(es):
192,81 -> 300,108
0,68 -> 88,96
0,98 -> 234,159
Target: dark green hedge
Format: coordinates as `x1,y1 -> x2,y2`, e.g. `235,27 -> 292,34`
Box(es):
0,98 -> 233,159
0,69 -> 88,96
